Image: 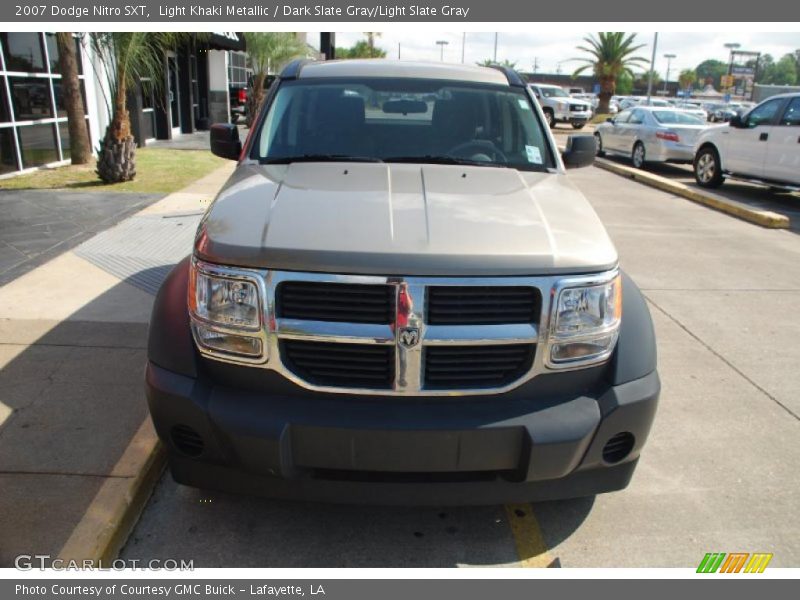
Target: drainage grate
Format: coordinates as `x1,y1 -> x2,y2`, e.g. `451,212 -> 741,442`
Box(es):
74,213 -> 202,295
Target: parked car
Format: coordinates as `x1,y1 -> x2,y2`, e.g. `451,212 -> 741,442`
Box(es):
528,83 -> 592,129
694,92 -> 800,190
146,60 -> 660,505
595,106 -> 708,168
229,84 -> 248,124
672,102 -> 708,121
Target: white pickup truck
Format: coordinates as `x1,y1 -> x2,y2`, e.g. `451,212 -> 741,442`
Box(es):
694,92 -> 800,191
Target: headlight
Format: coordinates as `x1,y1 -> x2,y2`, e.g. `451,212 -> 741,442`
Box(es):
188,259 -> 266,361
547,273 -> 622,368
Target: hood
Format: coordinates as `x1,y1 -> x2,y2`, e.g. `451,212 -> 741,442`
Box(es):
195,162 -> 618,277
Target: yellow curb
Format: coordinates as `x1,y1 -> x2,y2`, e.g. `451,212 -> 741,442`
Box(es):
57,418 -> 166,565
594,158 -> 790,229
504,503 -> 558,568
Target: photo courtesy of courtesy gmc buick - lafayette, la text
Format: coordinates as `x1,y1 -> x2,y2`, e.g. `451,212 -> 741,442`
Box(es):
146,60 -> 660,505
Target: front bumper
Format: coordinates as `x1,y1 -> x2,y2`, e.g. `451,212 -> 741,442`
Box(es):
146,359 -> 659,505
556,108 -> 592,122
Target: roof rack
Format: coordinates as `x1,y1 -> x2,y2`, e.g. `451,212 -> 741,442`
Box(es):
488,65 -> 526,88
280,59 -> 313,80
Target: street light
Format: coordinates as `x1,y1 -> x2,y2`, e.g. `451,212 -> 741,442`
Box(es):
436,40 -> 449,62
663,53 -> 676,93
724,42 -> 741,75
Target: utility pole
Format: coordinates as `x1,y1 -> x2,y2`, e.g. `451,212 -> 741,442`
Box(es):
532,57 -> 539,74
646,32 -> 658,105
398,43 -> 401,60
461,32 -> 465,64
493,32 -> 498,63
436,40 -> 448,62
663,53 -> 676,93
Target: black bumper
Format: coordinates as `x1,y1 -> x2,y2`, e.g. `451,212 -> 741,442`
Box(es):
146,361 -> 659,506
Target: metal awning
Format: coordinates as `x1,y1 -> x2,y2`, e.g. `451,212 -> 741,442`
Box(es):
208,32 -> 246,52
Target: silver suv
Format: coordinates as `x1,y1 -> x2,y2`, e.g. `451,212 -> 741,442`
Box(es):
146,60 -> 659,505
529,83 -> 593,129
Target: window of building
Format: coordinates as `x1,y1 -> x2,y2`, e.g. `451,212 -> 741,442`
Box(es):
0,32 -> 88,175
228,51 -> 248,87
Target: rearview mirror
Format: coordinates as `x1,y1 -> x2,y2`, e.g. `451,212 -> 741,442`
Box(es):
383,100 -> 428,115
562,135 -> 596,169
210,123 -> 241,160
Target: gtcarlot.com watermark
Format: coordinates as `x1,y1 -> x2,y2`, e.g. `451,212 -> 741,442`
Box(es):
14,554 -> 194,571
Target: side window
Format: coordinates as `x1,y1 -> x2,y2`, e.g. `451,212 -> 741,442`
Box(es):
628,109 -> 645,125
778,97 -> 800,126
745,98 -> 783,128
615,110 -> 631,124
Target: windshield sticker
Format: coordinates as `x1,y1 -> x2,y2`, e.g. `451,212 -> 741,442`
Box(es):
526,145 -> 543,164
518,98 -> 531,110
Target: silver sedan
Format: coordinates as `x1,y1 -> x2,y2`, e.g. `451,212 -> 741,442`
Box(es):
594,106 -> 709,168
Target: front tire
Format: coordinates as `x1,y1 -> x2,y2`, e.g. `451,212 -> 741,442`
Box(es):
694,146 -> 724,188
572,122 -> 586,130
631,142 -> 646,169
544,109 -> 555,128
594,132 -> 605,157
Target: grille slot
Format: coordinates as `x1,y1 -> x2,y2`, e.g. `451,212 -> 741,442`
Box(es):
170,425 -> 204,457
424,344 -> 535,389
277,281 -> 394,324
281,340 -> 395,389
427,286 -> 540,325
602,432 -> 635,464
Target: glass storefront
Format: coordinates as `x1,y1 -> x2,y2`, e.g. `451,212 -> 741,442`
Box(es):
0,32 -> 89,173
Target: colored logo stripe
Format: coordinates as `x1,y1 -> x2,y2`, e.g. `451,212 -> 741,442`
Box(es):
744,553 -> 773,573
697,552 -> 773,573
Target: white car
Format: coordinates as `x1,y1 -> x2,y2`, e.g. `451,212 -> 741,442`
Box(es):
694,93 -> 800,190
528,84 -> 592,129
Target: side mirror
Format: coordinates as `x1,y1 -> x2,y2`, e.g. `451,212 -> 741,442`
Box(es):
210,123 -> 241,160
729,114 -> 745,128
562,134 -> 595,169
606,117 -> 615,124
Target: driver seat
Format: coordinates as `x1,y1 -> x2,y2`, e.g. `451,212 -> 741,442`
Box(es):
432,95 -> 481,154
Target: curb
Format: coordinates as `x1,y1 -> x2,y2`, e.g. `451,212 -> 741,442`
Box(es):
593,158 -> 790,229
56,418 -> 166,566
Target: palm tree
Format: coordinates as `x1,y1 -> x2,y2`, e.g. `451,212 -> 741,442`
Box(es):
56,33 -> 91,165
364,32 -> 382,53
476,59 -> 517,69
572,33 -> 649,114
89,33 -> 188,183
678,68 -> 697,91
244,32 -> 307,127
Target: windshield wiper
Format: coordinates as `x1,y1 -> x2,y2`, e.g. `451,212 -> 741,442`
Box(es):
385,155 -> 505,167
260,154 -> 384,164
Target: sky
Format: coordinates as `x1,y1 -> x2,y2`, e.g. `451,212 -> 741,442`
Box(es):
306,31 -> 800,77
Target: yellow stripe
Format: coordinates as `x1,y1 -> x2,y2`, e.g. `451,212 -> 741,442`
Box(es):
504,503 -> 557,568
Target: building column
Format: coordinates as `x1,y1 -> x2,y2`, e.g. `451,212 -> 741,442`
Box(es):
207,49 -> 230,125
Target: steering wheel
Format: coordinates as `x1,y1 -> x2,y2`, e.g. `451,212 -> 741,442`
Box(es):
446,140 -> 509,163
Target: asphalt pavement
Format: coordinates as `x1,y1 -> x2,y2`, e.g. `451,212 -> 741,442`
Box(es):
121,164 -> 800,568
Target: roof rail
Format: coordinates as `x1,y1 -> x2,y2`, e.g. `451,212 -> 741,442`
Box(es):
280,59 -> 313,80
488,65 -> 526,88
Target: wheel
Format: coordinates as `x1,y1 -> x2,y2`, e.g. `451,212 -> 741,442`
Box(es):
694,146 -> 724,188
594,132 -> 605,157
631,141 -> 646,169
544,109 -> 555,128
572,122 -> 586,130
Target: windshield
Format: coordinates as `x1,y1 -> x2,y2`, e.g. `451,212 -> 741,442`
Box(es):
652,110 -> 705,125
538,87 -> 570,98
254,78 -> 553,171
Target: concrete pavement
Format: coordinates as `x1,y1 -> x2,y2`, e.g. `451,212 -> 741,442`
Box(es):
0,162 -> 235,566
121,165 -> 800,567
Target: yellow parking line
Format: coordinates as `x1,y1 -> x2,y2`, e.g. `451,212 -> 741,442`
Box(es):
504,503 -> 558,568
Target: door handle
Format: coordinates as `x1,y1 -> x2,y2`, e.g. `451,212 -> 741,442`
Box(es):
759,132 -> 768,141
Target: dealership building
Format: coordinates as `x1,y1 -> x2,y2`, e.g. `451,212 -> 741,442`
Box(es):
0,31 -> 247,178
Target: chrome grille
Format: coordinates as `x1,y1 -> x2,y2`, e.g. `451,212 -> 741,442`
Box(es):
276,281 -> 394,324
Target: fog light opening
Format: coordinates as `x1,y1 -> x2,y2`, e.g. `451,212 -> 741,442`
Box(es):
602,432 -> 635,464
171,424 -> 205,458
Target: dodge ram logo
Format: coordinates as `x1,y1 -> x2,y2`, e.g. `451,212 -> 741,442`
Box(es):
398,327 -> 420,348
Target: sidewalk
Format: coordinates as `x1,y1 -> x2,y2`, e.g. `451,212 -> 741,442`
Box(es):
0,161 -> 235,566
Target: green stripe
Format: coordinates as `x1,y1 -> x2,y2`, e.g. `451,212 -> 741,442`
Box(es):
696,553 -> 714,573
709,553 -> 726,573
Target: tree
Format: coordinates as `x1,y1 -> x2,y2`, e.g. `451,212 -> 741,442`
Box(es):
364,32 -> 382,53
678,68 -> 697,90
244,32 -> 307,126
89,33 -> 188,183
56,33 -> 91,165
336,40 -> 387,59
475,59 -> 517,69
695,59 -> 728,89
634,70 -> 661,92
759,53 -> 798,85
616,70 -> 633,95
572,32 -> 649,113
